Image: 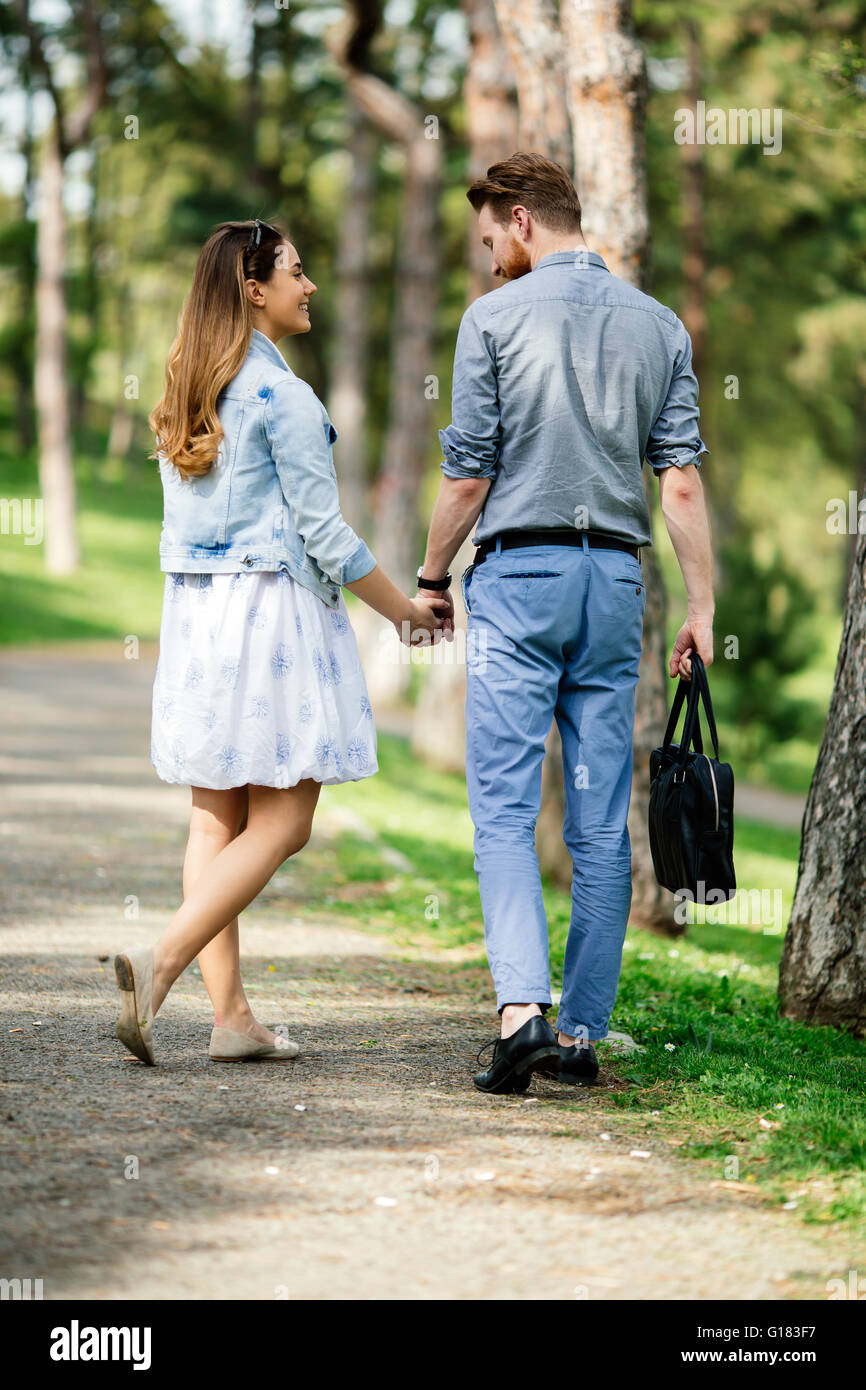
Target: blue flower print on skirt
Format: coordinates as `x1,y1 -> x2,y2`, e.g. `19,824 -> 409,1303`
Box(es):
151,571 -> 378,790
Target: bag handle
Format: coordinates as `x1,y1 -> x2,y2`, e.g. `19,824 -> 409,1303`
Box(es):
661,667 -> 703,765
690,653 -> 721,761
661,652 -> 721,766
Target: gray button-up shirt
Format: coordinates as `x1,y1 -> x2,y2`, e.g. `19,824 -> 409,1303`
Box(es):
439,250 -> 707,548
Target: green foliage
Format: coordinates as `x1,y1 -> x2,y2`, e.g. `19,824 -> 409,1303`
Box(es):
712,529 -> 822,755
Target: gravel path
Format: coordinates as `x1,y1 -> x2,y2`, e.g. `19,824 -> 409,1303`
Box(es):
0,644 -> 850,1301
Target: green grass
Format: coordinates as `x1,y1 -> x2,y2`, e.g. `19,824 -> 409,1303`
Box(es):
0,445 -> 165,644
309,733 -> 866,1231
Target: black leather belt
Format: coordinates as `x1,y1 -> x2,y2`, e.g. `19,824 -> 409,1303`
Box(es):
474,528 -> 640,565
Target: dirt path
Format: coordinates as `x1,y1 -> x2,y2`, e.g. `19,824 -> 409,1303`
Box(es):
0,644 -> 851,1300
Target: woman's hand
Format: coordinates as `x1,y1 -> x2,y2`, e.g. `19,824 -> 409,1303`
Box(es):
394,596 -> 450,646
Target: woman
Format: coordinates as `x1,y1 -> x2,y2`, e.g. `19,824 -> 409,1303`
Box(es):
114,218 -> 445,1066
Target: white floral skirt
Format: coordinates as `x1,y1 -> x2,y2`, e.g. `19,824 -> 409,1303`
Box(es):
150,571 -> 378,790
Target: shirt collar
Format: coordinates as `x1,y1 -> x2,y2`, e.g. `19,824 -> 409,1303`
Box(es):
249,327 -> 291,371
533,250 -> 609,273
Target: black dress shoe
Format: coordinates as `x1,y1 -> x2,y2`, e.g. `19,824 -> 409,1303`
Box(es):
538,1042 -> 599,1086
473,1016 -> 561,1094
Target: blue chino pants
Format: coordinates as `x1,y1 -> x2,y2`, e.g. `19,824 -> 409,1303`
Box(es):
462,537 -> 646,1041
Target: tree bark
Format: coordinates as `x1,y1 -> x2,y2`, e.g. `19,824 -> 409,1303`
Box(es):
22,0 -> 108,573
329,4 -> 441,704
561,0 -> 650,284
328,105 -> 376,536
778,528 -> 866,1035
34,124 -> 79,574
491,0 -> 572,172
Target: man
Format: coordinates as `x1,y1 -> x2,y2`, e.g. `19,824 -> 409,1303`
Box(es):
415,152 -> 715,1094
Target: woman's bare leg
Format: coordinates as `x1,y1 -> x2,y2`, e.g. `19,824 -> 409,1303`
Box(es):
183,786 -> 270,1037
151,779 -> 321,1018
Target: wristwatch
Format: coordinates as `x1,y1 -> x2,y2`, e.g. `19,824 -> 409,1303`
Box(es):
417,567 -> 452,591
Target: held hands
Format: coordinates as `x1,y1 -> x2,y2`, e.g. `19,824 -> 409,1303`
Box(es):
670,614 -> 714,681
394,592 -> 453,646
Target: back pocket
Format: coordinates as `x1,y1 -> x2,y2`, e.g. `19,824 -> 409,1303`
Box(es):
501,571 -> 562,579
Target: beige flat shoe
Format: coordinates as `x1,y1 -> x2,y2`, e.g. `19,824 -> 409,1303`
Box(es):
114,948 -> 155,1065
209,1025 -> 299,1062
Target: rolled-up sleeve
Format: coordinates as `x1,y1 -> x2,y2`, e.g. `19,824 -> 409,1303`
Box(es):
439,304 -> 501,480
646,323 -> 709,475
265,378 -> 376,586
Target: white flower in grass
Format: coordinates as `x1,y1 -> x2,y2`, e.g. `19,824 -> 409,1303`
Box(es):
664,1042 -> 676,1051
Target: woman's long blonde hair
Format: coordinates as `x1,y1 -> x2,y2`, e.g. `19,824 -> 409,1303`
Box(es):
150,219 -> 287,480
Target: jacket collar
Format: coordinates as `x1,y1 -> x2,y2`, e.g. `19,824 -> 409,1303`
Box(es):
533,250 -> 609,273
249,328 -> 291,371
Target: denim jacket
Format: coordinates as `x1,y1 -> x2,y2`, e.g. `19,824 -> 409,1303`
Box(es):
157,329 -> 376,608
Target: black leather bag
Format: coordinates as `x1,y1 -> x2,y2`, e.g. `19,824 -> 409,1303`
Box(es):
648,653 -> 736,902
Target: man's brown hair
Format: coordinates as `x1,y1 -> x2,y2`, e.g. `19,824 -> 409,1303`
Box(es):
466,152 -> 582,234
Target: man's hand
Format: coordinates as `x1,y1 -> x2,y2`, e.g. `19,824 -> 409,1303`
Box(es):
414,585 -> 455,638
670,614 -> 714,680
394,596 -> 451,647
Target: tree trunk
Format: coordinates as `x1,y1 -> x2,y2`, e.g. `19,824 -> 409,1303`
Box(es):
561,0 -> 650,283
328,105 -> 376,536
412,0 -> 518,771
34,125 -> 79,574
329,10 -> 441,704
463,0 -> 520,300
491,0 -> 572,172
778,527 -> 866,1035
369,132 -> 440,583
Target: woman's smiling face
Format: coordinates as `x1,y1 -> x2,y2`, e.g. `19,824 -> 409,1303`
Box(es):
246,239 -> 317,339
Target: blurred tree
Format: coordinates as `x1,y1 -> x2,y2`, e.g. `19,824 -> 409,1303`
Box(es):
330,0 -> 441,585
411,0 -> 519,771
17,0 -> 108,573
713,532 -> 820,759
493,0 -> 572,169
328,104 -> 378,536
